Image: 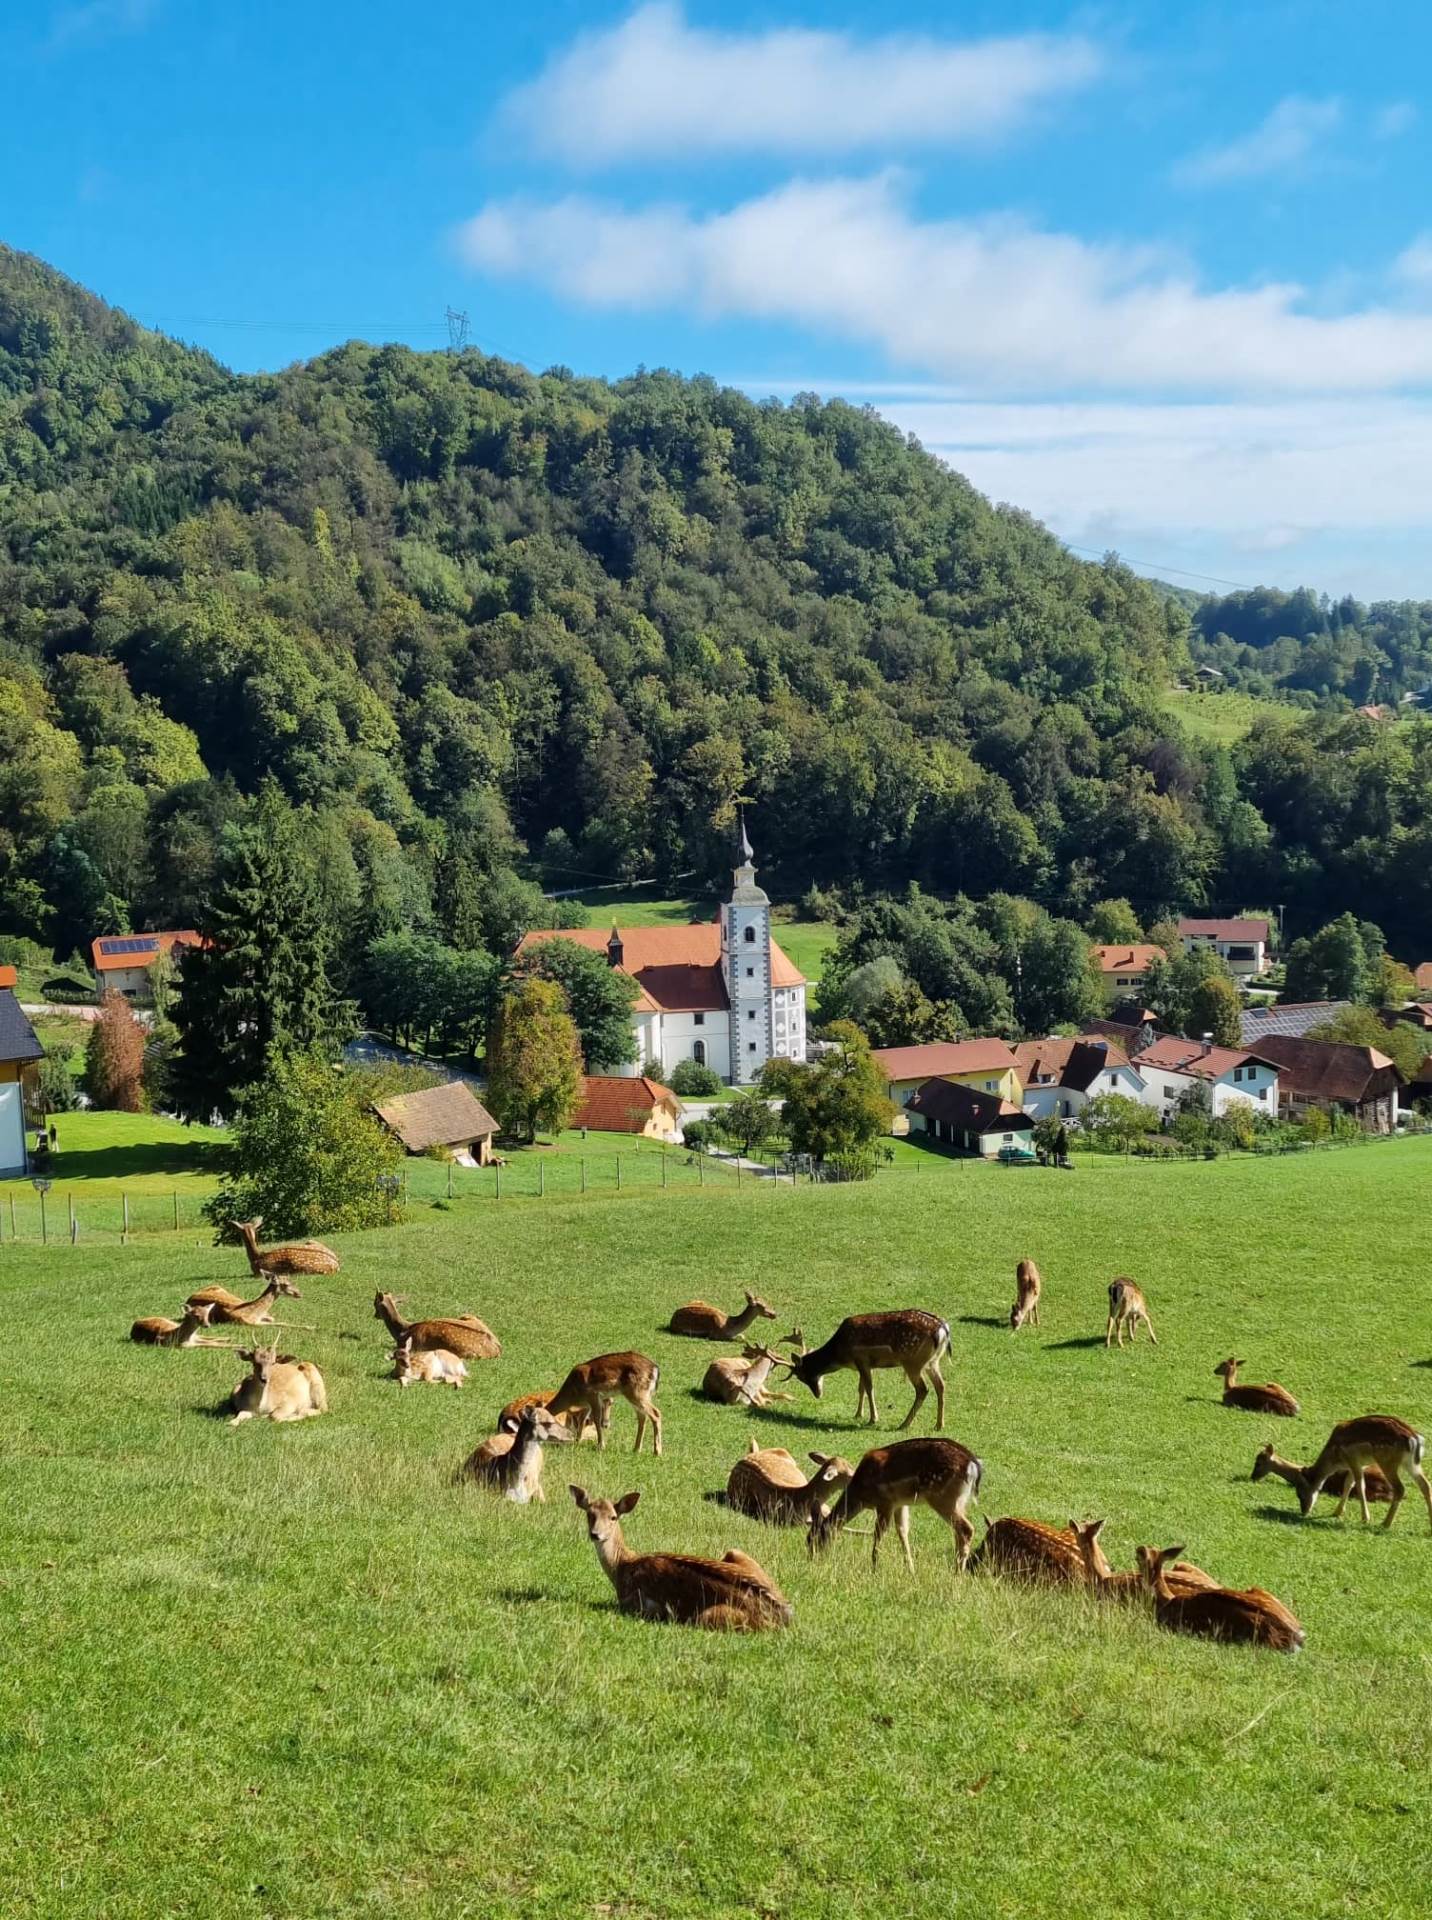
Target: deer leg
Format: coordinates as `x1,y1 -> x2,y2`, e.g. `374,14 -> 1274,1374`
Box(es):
635,1394 -> 662,1456
1105,1315 -> 1115,1347
1381,1472 -> 1405,1531
228,1410 -> 253,1426
951,1503 -> 974,1570
928,1357 -> 946,1430
1356,1471 -> 1373,1526
1409,1462 -> 1432,1533
895,1504 -> 915,1574
1143,1314 -> 1157,1346
871,1509 -> 890,1568
591,1396 -> 607,1451
696,1604 -> 754,1632
897,1366 -> 927,1432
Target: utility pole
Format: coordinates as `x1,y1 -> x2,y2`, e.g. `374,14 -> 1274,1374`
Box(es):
445,307 -> 470,354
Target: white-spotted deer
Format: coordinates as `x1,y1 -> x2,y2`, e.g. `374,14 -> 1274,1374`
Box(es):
569,1486 -> 792,1630
1137,1544 -> 1304,1653
1297,1414 -> 1432,1531
1070,1518 -> 1215,1601
1250,1442 -> 1392,1507
1213,1357 -> 1299,1417
701,1344 -> 792,1409
1105,1279 -> 1156,1348
726,1441 -> 854,1525
669,1289 -> 777,1340
130,1303 -> 235,1348
373,1292 -> 501,1361
1010,1259 -> 1042,1332
789,1310 -> 950,1429
808,1436 -> 983,1572
228,1346 -> 328,1424
457,1403 -> 572,1502
548,1351 -> 663,1454
969,1514 -> 1083,1584
235,1218 -> 339,1278
392,1338 -> 467,1389
199,1276 -> 311,1329
186,1274 -> 300,1315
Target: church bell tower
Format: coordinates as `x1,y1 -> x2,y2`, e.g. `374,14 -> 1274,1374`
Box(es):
720,815 -> 772,1085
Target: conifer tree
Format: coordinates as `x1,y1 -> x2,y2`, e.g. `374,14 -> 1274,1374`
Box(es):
85,989 -> 145,1112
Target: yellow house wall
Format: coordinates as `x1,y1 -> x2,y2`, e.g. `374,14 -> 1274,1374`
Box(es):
888,1065 -> 1024,1107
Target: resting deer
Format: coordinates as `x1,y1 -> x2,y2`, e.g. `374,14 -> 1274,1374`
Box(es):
373,1291 -> 501,1361
1070,1518 -> 1215,1602
569,1486 -> 792,1631
1213,1357 -> 1299,1417
1297,1414 -> 1432,1531
969,1515 -> 1084,1585
235,1217 -> 339,1278
130,1303 -> 235,1348
1010,1259 -> 1042,1333
197,1276 -> 311,1329
458,1403 -> 572,1502
701,1344 -> 793,1409
789,1309 -> 950,1429
1106,1278 -> 1156,1348
1251,1442 -> 1392,1507
392,1338 -> 467,1389
669,1289 -> 777,1340
186,1274 -> 301,1317
726,1440 -> 855,1525
228,1346 -> 328,1424
548,1352 -> 663,1454
498,1389 -> 601,1440
808,1436 -> 983,1572
1137,1544 -> 1304,1653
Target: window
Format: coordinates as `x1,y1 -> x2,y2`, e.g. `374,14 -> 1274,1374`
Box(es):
747,1009 -> 756,1021
743,925 -> 756,944
748,1041 -> 757,1053
693,1012 -> 705,1027
985,1080 -> 997,1092
745,965 -> 754,978
692,1040 -> 706,1067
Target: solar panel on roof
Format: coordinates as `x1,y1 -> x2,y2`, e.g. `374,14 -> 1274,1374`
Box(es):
100,936 -> 160,956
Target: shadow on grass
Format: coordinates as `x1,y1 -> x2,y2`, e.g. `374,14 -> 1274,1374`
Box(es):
958,1315 -> 1009,1331
1044,1336 -> 1107,1352
1250,1504 -> 1306,1526
1411,1357 -> 1432,1369
492,1587 -> 552,1607
52,1141 -> 229,1183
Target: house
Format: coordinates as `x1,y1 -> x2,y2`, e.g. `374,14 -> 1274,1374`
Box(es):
1241,1000 -> 1351,1044
373,1082 -> 499,1163
1013,1037 -> 1146,1123
0,970 -> 44,1178
1092,944 -> 1164,1004
1387,1002 -> 1432,1036
1176,917 -> 1271,981
1194,665 -> 1225,685
91,930 -> 203,999
1355,703 -> 1394,722
1249,1035 -> 1403,1133
905,1077 -> 1035,1159
1132,1035 -> 1280,1119
516,826 -> 805,1087
1415,963 -> 1432,993
869,1038 -> 1023,1112
574,1075 -> 683,1141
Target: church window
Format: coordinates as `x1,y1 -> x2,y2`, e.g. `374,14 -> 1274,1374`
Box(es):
743,925 -> 756,944
692,1040 -> 706,1067
747,1009 -> 756,1021
693,1013 -> 705,1027
748,1041 -> 757,1053
745,965 -> 754,978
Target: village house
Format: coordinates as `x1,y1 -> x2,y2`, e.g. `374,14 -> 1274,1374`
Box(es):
1013,1036 -> 1147,1123
1250,1034 -> 1404,1133
904,1077 -> 1035,1159
0,968 -> 43,1178
573,1075 -> 683,1141
869,1038 -> 1022,1113
1132,1035 -> 1280,1120
1176,917 -> 1271,981
373,1081 -> 499,1164
91,930 -> 202,999
1387,1002 -> 1432,1037
517,827 -> 805,1087
1092,944 -> 1164,1005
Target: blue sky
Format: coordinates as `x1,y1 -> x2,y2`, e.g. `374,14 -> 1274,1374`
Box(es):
6,0 -> 1432,596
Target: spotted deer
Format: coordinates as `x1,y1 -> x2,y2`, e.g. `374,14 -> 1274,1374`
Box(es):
1105,1279 -> 1156,1348
969,1514 -> 1083,1584
235,1218 -> 339,1278
1070,1519 -> 1216,1601
725,1441 -> 855,1525
497,1389 -> 601,1441
1010,1259 -> 1042,1333
391,1338 -> 467,1389
1297,1414 -> 1432,1531
669,1289 -> 778,1340
789,1310 -> 950,1429
1250,1442 -> 1392,1507
130,1303 -> 235,1348
569,1486 -> 792,1630
227,1346 -> 328,1425
808,1436 -> 983,1572
458,1403 -> 572,1502
373,1292 -> 501,1361
547,1351 -> 663,1454
1213,1357 -> 1299,1417
1137,1544 -> 1304,1653
186,1274 -> 302,1318
701,1344 -> 793,1409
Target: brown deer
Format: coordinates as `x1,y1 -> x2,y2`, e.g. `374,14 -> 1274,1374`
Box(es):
547,1351 -> 663,1454
1137,1544 -> 1305,1653
1106,1278 -> 1156,1348
1250,1442 -> 1392,1507
228,1346 -> 328,1424
969,1515 -> 1084,1584
235,1218 -> 339,1278
1070,1518 -> 1216,1601
701,1344 -> 793,1409
669,1289 -> 777,1339
457,1403 -> 572,1502
1010,1259 -> 1042,1332
497,1389 -> 601,1440
373,1292 -> 501,1361
1213,1357 -> 1299,1417
569,1486 -> 792,1630
788,1310 -> 950,1429
130,1303 -> 235,1348
808,1436 -> 983,1572
1297,1414 -> 1432,1531
197,1276 -> 310,1328
726,1440 -> 855,1525
391,1338 -> 467,1389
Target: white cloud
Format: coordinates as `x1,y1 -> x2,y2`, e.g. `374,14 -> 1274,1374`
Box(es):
501,2 -> 1104,166
1173,96 -> 1341,187
457,174 -> 1432,395
1393,233 -> 1432,290
1374,100 -> 1417,141
47,0 -> 158,50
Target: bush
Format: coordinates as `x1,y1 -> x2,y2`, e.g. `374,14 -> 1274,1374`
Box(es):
680,1119 -> 717,1152
669,1058 -> 723,1097
36,1049 -> 81,1114
84,990 -> 145,1112
638,1055 -> 666,1082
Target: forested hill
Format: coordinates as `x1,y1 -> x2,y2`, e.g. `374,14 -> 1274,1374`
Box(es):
2,245 -> 1430,961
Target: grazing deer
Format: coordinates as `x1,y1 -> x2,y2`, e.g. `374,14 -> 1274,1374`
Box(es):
1250,1442 -> 1392,1507
1070,1518 -> 1216,1601
1105,1279 -> 1156,1348
548,1351 -> 663,1454
669,1289 -> 778,1340
373,1291 -> 501,1361
808,1436 -> 983,1572
498,1389 -> 601,1440
201,1277 -> 310,1328
458,1403 -> 572,1502
391,1338 -> 467,1389
969,1515 -> 1084,1585
1213,1357 -> 1299,1417
789,1310 -> 950,1429
1137,1545 -> 1304,1653
569,1486 -> 792,1630
130,1303 -> 235,1348
726,1440 -> 855,1525
1297,1414 -> 1432,1531
701,1344 -> 793,1409
235,1217 -> 339,1278
1010,1259 -> 1042,1332
228,1346 -> 328,1424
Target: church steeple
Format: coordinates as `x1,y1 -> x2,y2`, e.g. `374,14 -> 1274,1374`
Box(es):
730,812 -> 768,905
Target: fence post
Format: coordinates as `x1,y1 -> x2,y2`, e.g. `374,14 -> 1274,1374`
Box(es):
616,1155 -> 622,1192
737,1156 -> 742,1187
447,1159 -> 453,1201
173,1192 -> 179,1232
496,1164 -> 502,1200
70,1213 -> 79,1245
40,1189 -> 47,1245
122,1194 -> 130,1245
68,1192 -> 75,1239
661,1153 -> 667,1190
539,1160 -> 545,1198
698,1153 -> 704,1187
581,1157 -> 586,1194
8,1195 -> 14,1241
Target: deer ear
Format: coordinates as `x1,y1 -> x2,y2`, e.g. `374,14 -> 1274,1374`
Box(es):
568,1485 -> 589,1510
614,1490 -> 641,1516
1163,1543 -> 1186,1562
809,1451 -> 829,1466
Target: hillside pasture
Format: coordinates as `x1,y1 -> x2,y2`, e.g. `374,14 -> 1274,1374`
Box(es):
1162,687 -> 1298,746
3,1142 -> 1432,1917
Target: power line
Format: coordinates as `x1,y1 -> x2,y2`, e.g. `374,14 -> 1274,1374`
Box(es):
1056,542 -> 1259,594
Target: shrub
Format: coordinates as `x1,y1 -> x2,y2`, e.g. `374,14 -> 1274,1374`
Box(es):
680,1118 -> 716,1152
669,1058 -> 722,1097
84,990 -> 145,1112
639,1055 -> 666,1082
36,1049 -> 81,1114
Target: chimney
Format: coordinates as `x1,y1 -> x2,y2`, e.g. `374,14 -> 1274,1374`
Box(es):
1201,1032 -> 1214,1053
606,925 -> 624,969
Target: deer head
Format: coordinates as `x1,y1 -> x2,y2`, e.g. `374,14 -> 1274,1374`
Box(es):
569,1484 -> 639,1551
744,1290 -> 777,1321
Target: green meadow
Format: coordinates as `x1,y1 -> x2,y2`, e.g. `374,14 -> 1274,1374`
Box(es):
1161,687 -> 1299,747
3,1136 -> 1432,1918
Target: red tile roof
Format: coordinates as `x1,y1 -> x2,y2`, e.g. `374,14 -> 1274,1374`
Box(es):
91,930 -> 202,973
1013,1036 -> 1131,1092
1133,1036 -> 1275,1081
516,922 -> 804,1014
1250,1035 -> 1401,1104
1177,917 -> 1270,944
573,1075 -> 679,1132
1092,944 -> 1163,976
872,1039 -> 1019,1083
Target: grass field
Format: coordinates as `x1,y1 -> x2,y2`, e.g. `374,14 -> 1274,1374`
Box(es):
559,889 -> 838,985
4,1140 -> 1432,1917
1162,688 -> 1298,746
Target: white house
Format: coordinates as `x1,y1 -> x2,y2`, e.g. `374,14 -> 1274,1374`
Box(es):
1176,917 -> 1271,981
516,826 -> 806,1087
91,930 -> 203,999
1131,1035 -> 1280,1119
0,970 -> 43,1178
1013,1036 -> 1147,1123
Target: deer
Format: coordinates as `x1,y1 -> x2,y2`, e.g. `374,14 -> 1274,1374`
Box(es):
373,1291 -> 501,1361
788,1310 -> 950,1430
188,1276 -> 311,1329
968,1515 -> 1084,1585
1296,1414 -> 1432,1532
1213,1357 -> 1299,1417
1250,1442 -> 1392,1508
669,1289 -> 778,1340
227,1346 -> 328,1424
1069,1519 -> 1216,1602
701,1344 -> 793,1409
808,1436 -> 983,1572
391,1338 -> 467,1389
1010,1259 -> 1042,1332
498,1389 -> 601,1440
1105,1278 -> 1156,1348
547,1352 -> 663,1454
726,1440 -> 855,1525
569,1486 -> 792,1631
186,1274 -> 302,1317
234,1217 -> 339,1278
1137,1544 -> 1304,1653
457,1403 -> 572,1502
130,1303 -> 236,1348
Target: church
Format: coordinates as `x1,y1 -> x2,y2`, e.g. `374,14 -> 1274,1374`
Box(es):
516,826 -> 808,1086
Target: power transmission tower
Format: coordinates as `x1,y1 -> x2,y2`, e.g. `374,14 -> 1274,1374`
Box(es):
445,307 -> 470,354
